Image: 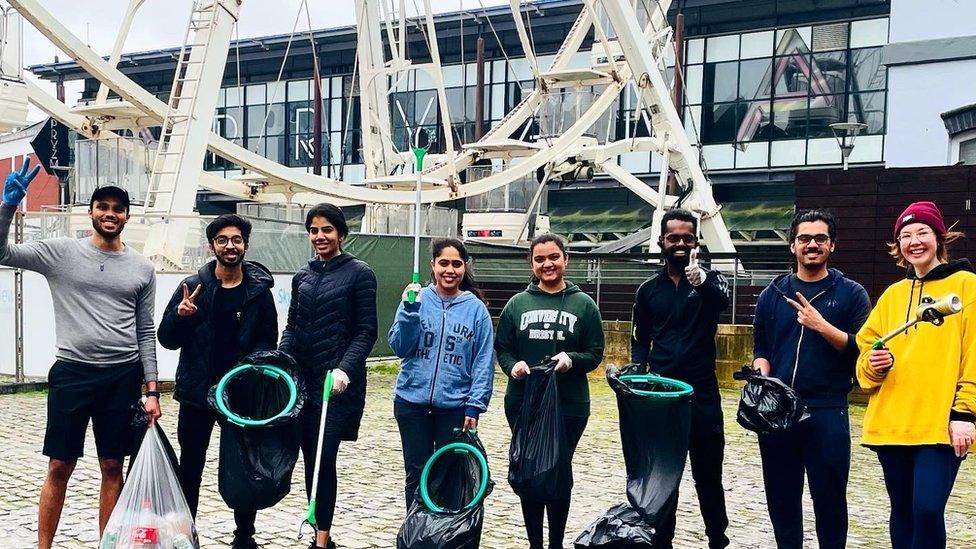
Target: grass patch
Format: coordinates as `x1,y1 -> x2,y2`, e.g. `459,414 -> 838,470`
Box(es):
369,360 -> 401,376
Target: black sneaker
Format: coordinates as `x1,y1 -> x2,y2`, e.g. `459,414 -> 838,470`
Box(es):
306,540 -> 337,549
231,537 -> 258,549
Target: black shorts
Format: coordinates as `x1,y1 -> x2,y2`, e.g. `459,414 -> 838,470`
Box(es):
43,360 -> 143,461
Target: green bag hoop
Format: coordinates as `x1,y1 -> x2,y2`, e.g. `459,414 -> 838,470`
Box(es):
418,439 -> 490,513
619,374 -> 694,398
214,363 -> 299,427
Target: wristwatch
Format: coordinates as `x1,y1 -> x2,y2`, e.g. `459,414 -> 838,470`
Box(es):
145,390 -> 161,399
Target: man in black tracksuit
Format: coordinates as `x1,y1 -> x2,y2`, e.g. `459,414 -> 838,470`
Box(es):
631,208 -> 730,549
157,215 -> 278,549
752,210 -> 870,548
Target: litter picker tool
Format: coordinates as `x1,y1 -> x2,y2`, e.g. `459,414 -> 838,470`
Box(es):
300,370 -> 335,536
395,96 -> 436,304
872,294 -> 963,350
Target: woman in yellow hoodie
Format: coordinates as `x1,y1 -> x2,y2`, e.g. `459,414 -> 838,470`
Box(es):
856,201 -> 976,549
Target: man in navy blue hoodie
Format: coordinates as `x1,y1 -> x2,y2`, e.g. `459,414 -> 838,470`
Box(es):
752,209 -> 871,549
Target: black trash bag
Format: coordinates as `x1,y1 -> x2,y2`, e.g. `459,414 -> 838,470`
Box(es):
574,503 -> 655,548
576,364 -> 693,548
397,430 -> 494,549
732,364 -> 810,434
508,361 -> 572,503
206,350 -> 307,510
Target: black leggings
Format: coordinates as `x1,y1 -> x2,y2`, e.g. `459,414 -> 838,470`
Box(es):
511,414 -> 589,549
300,405 -> 343,531
393,400 -> 466,509
176,403 -> 256,539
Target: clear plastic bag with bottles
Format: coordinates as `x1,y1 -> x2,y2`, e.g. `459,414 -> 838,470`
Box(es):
99,423 -> 199,549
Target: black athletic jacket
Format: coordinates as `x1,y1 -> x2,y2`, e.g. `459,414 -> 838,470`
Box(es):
158,260 -> 278,408
279,252 -> 378,441
631,266 -> 730,390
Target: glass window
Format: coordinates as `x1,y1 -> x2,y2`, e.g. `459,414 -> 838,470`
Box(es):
771,96 -> 809,139
851,48 -> 886,92
684,64 -> 703,104
266,81 -> 286,104
510,59 -> 534,81
808,94 -> 846,138
736,100 -> 774,142
775,27 -> 812,54
266,136 -> 285,164
686,38 -> 704,64
773,55 -> 812,96
415,67 -> 436,90
216,87 -> 226,108
289,101 -> 314,135
735,141 -> 768,168
222,107 -> 243,139
706,35 -> 739,63
287,80 -> 310,102
960,138 -> 976,164
812,51 -> 848,95
442,64 -> 464,87
702,62 -> 738,103
848,92 -> 886,134
491,83 -> 505,120
684,105 -> 702,142
739,59 -> 772,99
850,18 -> 888,48
702,144 -> 734,169
245,135 -> 265,156
266,103 -> 285,135
740,31 -> 774,59
245,84 -> 266,105
812,22 -> 849,52
848,134 -> 883,162
700,103 -> 738,143
246,105 -> 266,137
331,99 -> 342,132
770,139 -> 806,166
225,86 -> 242,108
445,87 -> 465,122
807,138 -> 840,165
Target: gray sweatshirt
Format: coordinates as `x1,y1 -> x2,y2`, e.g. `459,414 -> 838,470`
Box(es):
0,205 -> 157,381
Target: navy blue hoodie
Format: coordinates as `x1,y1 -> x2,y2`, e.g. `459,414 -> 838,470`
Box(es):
752,268 -> 871,408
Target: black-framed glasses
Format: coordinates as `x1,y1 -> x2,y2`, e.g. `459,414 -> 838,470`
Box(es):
795,234 -> 830,245
664,234 -> 697,245
213,235 -> 245,246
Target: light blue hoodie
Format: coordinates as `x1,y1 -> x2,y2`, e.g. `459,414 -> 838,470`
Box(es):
388,284 -> 494,418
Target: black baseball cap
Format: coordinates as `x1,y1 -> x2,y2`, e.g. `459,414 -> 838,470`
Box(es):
89,185 -> 131,213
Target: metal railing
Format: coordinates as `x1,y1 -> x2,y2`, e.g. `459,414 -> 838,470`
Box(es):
470,251 -> 792,324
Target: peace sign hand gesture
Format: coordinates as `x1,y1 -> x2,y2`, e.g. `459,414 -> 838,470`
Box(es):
2,158 -> 42,207
785,292 -> 827,333
178,283 -> 201,317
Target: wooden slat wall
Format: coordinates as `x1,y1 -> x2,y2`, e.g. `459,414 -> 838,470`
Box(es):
795,165 -> 976,301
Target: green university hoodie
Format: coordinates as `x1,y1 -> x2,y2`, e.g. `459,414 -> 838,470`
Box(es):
495,281 -> 605,418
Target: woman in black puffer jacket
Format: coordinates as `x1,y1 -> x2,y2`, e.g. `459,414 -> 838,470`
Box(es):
279,203 -> 378,549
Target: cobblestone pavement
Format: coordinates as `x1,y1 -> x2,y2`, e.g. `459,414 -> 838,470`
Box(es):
2,371 -> 975,548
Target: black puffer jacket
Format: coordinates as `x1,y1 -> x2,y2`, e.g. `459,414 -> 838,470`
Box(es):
158,260 -> 279,408
279,252 -> 377,440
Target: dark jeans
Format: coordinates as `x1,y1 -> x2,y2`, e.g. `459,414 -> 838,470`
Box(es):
176,403 -> 256,539
507,413 -> 588,549
759,407 -> 851,549
654,388 -> 729,549
300,402 -> 343,531
393,400 -> 467,509
875,445 -> 963,549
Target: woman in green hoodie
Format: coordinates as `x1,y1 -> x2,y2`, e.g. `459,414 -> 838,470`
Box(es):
495,233 -> 605,549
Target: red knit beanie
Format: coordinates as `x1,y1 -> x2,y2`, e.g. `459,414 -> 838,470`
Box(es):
893,201 -> 946,239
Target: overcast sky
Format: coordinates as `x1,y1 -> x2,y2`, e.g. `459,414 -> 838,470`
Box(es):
19,0 -> 510,121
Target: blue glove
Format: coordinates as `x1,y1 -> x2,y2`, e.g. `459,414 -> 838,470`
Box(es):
2,159 -> 42,207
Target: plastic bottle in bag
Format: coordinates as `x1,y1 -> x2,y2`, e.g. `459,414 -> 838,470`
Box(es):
99,529 -> 120,549
131,501 -> 159,547
173,534 -> 195,549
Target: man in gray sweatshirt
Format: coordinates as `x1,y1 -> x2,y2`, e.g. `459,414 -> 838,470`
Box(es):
0,160 -> 160,549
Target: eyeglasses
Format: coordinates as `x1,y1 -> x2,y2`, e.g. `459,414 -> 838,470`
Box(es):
898,229 -> 934,243
213,235 -> 245,246
664,234 -> 697,245
795,234 -> 830,245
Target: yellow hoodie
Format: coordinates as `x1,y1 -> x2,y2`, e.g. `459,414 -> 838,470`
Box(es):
855,259 -> 976,446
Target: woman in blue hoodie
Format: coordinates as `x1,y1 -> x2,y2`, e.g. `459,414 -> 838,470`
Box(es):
389,238 -> 495,509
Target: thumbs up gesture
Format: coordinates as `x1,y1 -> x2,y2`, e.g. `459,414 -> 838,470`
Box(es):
684,248 -> 706,287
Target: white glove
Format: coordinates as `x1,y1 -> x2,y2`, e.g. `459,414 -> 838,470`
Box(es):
684,248 -> 706,287
402,283 -> 423,303
331,368 -> 350,395
552,352 -> 573,373
511,361 -> 531,379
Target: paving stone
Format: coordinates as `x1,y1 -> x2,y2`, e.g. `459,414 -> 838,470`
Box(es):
1,372 -> 975,547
